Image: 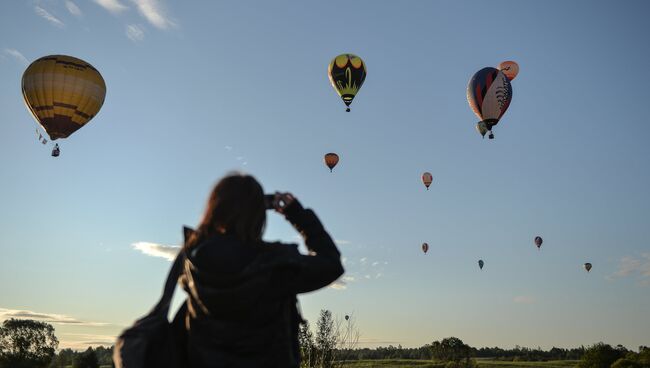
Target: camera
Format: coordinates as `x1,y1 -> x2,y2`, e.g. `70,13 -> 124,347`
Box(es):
264,194 -> 275,210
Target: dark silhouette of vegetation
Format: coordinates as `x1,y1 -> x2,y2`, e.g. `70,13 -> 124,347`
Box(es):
72,347 -> 99,368
0,319 -> 58,368
578,343 -> 628,368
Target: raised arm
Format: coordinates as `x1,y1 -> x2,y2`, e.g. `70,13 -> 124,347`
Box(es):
274,193 -> 344,294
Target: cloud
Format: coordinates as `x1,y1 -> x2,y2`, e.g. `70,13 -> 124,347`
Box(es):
65,1 -> 82,17
371,261 -> 379,267
125,24 -> 145,42
357,338 -> 402,346
0,308 -> 109,327
132,242 -> 179,261
611,253 -> 650,286
329,275 -> 355,290
94,0 -> 128,13
34,6 -> 65,27
335,239 -> 351,246
58,333 -> 117,350
513,296 -> 535,304
3,49 -> 28,65
131,0 -> 176,29
224,146 -> 233,151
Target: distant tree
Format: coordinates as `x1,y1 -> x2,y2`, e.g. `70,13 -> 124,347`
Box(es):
92,346 -> 113,366
578,343 -> 626,368
0,319 -> 58,368
299,320 -> 316,368
314,310 -> 337,368
49,348 -> 75,368
72,347 -> 98,368
431,337 -> 472,364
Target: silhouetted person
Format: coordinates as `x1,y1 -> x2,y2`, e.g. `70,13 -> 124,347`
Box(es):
175,173 -> 344,368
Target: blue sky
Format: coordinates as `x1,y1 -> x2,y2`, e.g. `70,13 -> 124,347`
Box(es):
1,0 -> 649,351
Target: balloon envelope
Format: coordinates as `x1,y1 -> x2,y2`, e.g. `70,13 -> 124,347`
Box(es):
345,315 -> 350,321
22,55 -> 106,140
422,172 -> 433,189
324,153 -> 339,172
328,54 -> 366,110
478,260 -> 484,269
584,263 -> 592,272
467,67 -> 512,134
534,236 -> 543,249
422,243 -> 429,254
498,61 -> 519,81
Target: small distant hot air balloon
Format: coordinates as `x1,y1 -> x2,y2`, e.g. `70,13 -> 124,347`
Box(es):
583,263 -> 592,272
324,153 -> 339,172
345,315 -> 350,321
328,54 -> 366,112
467,67 -> 513,139
422,172 -> 433,190
478,259 -> 484,270
498,61 -> 519,81
534,236 -> 543,250
422,243 -> 429,254
22,55 -> 106,157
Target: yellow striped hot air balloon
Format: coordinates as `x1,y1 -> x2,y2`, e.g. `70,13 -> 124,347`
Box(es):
22,55 -> 106,155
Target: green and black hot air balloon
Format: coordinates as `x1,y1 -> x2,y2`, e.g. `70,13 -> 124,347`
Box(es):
328,54 -> 366,112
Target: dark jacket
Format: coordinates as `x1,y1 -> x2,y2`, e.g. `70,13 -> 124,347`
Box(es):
178,202 -> 344,368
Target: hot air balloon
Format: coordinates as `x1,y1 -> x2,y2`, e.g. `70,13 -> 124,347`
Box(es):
498,61 -> 519,81
534,236 -> 543,250
345,315 -> 350,321
22,55 -> 106,157
324,153 -> 339,172
328,54 -> 366,112
583,263 -> 592,272
422,243 -> 429,254
467,67 -> 512,139
478,259 -> 484,270
422,172 -> 433,190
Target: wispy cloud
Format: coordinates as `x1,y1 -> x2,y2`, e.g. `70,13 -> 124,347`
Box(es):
131,0 -> 176,29
0,308 -> 109,327
65,1 -> 83,17
329,275 -> 355,290
125,24 -> 145,42
59,333 -> 117,350
132,242 -> 179,261
336,239 -> 351,246
3,49 -> 28,65
357,338 -> 402,346
611,253 -> 650,286
94,0 -> 129,13
34,6 -> 65,28
513,296 -> 535,304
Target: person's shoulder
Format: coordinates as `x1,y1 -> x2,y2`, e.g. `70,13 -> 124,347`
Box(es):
262,241 -> 300,256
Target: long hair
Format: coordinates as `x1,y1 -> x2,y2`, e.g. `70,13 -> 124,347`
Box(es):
185,173 -> 266,251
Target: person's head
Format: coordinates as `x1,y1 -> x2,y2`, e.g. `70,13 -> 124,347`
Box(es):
186,173 -> 266,249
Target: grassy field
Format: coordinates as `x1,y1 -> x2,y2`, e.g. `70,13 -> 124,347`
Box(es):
339,359 -> 580,368
67,359 -> 579,368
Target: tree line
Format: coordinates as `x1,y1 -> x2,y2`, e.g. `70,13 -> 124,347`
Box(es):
2,316 -> 648,368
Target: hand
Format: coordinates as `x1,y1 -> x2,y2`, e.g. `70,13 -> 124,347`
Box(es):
272,192 -> 298,214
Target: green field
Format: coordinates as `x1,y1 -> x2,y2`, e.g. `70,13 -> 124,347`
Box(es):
340,360 -> 580,368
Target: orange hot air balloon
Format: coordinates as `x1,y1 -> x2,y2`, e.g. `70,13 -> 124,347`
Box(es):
422,243 -> 429,254
422,172 -> 433,190
324,153 -> 339,172
498,61 -> 519,81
